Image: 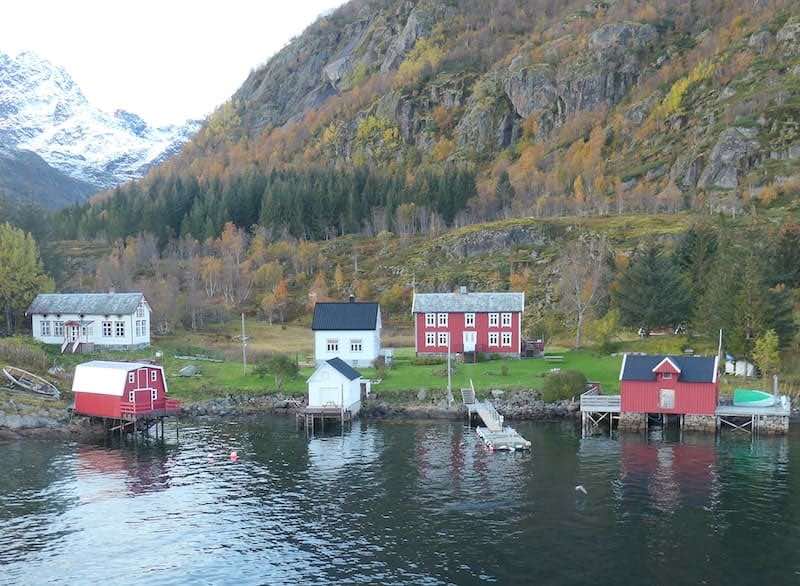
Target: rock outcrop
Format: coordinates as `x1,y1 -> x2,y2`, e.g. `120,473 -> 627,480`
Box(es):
697,127 -> 760,189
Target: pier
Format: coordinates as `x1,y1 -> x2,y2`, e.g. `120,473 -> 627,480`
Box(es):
461,383 -> 531,451
297,406 -> 354,435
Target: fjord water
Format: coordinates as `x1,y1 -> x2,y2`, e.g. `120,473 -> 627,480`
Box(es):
1,419 -> 799,585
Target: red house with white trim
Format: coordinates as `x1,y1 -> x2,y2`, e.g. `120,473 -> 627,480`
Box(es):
72,361 -> 180,419
411,289 -> 524,356
619,354 -> 720,415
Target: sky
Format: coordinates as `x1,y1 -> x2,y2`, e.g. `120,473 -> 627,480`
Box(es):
0,0 -> 346,125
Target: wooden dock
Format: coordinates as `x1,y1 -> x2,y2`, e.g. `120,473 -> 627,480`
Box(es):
462,383 -> 531,451
297,406 -> 354,435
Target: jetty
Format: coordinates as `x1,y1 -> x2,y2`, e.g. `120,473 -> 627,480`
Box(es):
461,382 -> 531,451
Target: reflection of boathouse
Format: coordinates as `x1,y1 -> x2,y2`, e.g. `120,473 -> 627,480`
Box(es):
581,354 -> 790,435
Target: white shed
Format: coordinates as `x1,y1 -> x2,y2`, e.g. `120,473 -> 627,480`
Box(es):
307,358 -> 369,415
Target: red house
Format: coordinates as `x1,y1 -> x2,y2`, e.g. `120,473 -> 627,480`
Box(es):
411,289 -> 524,356
72,361 -> 180,419
620,354 -> 720,415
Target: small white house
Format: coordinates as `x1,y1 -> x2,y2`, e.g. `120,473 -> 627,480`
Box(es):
725,355 -> 757,377
312,298 -> 381,367
27,292 -> 151,353
307,358 -> 369,415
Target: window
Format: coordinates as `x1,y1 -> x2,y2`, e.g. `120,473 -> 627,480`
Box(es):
136,305 -> 145,318
662,372 -> 672,380
151,370 -> 157,382
489,313 -> 499,327
350,339 -> 363,353
135,320 -> 147,337
488,332 -> 499,347
128,391 -> 135,403
151,389 -> 158,401
40,320 -> 51,336
502,332 -> 512,347
54,321 -> 65,337
425,313 -> 436,327
425,332 -> 436,347
465,313 -> 475,328
326,339 -> 339,352
437,332 -> 449,347
128,373 -> 135,384
437,313 -> 448,327
102,322 -> 113,337
659,389 -> 675,409
115,321 -> 125,337
501,313 -> 512,327
81,325 -> 92,338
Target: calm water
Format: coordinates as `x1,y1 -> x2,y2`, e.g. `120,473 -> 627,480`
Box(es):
1,418 -> 799,585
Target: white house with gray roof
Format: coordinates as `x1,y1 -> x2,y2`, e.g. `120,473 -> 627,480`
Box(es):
26,293 -> 151,353
412,288 -> 525,356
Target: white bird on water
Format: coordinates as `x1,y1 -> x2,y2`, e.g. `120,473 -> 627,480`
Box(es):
575,485 -> 588,495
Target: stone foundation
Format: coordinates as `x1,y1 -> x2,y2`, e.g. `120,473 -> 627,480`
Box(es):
756,415 -> 790,434
682,414 -> 717,432
618,412 -> 646,431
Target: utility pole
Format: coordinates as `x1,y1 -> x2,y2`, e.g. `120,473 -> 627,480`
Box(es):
241,313 -> 249,376
447,334 -> 453,407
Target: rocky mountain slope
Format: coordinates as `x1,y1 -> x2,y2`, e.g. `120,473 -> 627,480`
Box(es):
0,51 -> 199,205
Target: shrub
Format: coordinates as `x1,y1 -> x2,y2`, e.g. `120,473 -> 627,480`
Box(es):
542,369 -> 587,402
254,354 -> 299,391
413,356 -> 445,366
500,365 -> 509,377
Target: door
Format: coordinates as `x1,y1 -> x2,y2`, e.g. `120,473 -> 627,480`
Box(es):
67,325 -> 79,342
659,388 -> 675,410
136,368 -> 154,410
463,331 -> 477,352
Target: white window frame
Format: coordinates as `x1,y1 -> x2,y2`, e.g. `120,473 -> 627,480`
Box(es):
151,389 -> 158,401
437,313 -> 448,327
128,372 -> 135,384
489,313 -> 499,327
326,339 -> 339,353
81,325 -> 92,338
437,332 -> 449,347
128,391 -> 135,403
488,332 -> 499,347
115,321 -> 125,337
660,388 -> 675,409
136,305 -> 145,318
662,372 -> 672,380
425,313 -> 436,327
40,320 -> 51,336
501,332 -> 512,347
465,313 -> 475,328
151,370 -> 158,382
501,313 -> 512,327
54,321 -> 65,337
102,321 -> 113,337
425,332 -> 436,347
350,339 -> 363,353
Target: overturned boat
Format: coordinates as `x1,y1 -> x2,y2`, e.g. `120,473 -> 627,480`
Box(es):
2,366 -> 60,399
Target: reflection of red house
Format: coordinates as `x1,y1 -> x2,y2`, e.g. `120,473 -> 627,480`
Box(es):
620,355 -> 719,415
72,361 -> 180,419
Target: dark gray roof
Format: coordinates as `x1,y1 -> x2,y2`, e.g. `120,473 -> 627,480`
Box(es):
621,354 -> 718,383
326,358 -> 362,381
27,293 -> 145,316
312,302 -> 379,331
412,292 -> 524,313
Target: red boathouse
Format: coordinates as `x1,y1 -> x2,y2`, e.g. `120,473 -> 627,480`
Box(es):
72,361 -> 180,420
411,288 -> 524,356
620,354 -> 720,415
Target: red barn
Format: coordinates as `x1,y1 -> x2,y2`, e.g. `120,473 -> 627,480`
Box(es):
620,354 -> 720,415
411,289 -> 524,356
72,361 -> 180,419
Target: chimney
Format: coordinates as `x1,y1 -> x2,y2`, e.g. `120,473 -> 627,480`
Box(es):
459,286 -> 468,295
349,294 -> 356,303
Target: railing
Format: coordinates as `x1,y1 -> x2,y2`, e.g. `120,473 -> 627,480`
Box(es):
120,398 -> 182,417
580,387 -> 621,411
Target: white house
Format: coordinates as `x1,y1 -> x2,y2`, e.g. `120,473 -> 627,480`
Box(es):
26,292 -> 151,353
725,355 -> 757,377
312,298 -> 381,367
307,358 -> 369,415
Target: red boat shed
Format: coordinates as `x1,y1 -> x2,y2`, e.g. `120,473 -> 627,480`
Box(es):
72,361 -> 179,419
620,354 -> 720,416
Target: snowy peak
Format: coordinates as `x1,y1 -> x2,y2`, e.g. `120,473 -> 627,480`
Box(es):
0,50 -> 199,191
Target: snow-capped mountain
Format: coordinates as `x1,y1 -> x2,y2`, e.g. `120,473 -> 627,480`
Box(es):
0,51 -> 199,191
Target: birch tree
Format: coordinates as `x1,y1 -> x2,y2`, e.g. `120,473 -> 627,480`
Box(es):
556,237 -> 609,348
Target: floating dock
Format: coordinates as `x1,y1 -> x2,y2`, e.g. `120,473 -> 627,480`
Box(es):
462,383 -> 531,451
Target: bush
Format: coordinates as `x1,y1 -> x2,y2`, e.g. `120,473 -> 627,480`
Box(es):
413,356 -> 445,366
500,365 -> 509,377
254,354 -> 299,391
542,369 -> 587,402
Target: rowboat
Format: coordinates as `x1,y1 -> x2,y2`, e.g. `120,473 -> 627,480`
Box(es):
2,366 -> 60,399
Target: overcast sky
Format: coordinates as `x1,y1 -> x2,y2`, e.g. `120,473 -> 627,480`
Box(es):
0,0 -> 346,125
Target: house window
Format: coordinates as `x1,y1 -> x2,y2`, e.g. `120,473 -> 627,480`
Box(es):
81,325 -> 92,338
136,305 -> 145,318
502,332 -> 512,347
350,339 -> 363,353
115,321 -> 125,337
660,389 -> 675,410
501,313 -> 512,327
54,321 -> 65,337
438,332 -> 449,347
40,320 -> 51,336
151,389 -> 158,401
128,373 -> 135,384
128,391 -> 135,402
437,313 -> 448,327
425,313 -> 436,327
465,313 -> 475,328
151,370 -> 157,382
662,372 -> 672,380
102,322 -> 113,337
425,332 -> 436,347
135,320 -> 146,337
488,332 -> 499,347
489,313 -> 499,327
326,339 -> 339,352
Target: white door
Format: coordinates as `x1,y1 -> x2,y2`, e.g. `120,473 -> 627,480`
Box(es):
463,331 -> 477,352
68,325 -> 79,342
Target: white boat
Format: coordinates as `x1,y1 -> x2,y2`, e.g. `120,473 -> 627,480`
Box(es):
2,366 -> 60,399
